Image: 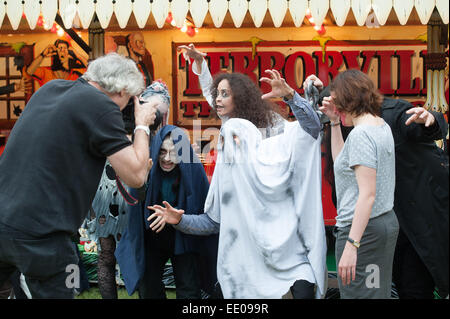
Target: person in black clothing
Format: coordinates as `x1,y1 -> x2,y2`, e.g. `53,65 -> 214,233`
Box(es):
0,72 -> 33,300
306,74 -> 449,299
143,133 -> 203,299
0,53 -> 158,299
82,81 -> 170,299
116,126 -> 219,299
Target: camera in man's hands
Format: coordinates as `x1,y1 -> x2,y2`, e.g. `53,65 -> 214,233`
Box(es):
122,97 -> 163,135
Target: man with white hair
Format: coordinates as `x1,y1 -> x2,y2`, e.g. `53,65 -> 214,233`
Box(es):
0,53 -> 158,299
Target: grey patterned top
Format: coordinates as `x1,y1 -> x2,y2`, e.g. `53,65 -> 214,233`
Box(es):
82,162 -> 129,247
334,122 -> 395,228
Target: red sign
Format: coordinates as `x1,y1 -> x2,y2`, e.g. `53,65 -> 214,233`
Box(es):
172,40 -> 448,128
171,40 -> 448,225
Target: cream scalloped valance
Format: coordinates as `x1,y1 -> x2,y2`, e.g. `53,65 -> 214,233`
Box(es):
0,0 -> 448,31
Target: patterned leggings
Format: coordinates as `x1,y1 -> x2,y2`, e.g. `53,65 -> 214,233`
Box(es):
97,236 -> 117,299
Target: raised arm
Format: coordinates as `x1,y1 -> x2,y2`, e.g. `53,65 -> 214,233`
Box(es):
178,43 -> 215,108
319,96 -> 344,161
403,106 -> 447,142
260,69 -> 321,139
26,44 -> 57,76
108,97 -> 156,188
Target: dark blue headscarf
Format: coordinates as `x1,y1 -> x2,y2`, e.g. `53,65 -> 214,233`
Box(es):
115,125 -> 218,296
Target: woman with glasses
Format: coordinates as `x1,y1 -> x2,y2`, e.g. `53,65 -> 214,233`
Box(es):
145,45 -> 327,299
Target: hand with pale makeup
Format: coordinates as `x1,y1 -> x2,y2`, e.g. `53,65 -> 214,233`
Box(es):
405,107 -> 436,127
177,43 -> 207,74
303,74 -> 324,91
148,208 -> 166,233
260,69 -> 295,100
177,43 -> 207,62
148,201 -> 185,233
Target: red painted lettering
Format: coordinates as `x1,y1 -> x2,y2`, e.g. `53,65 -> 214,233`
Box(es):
314,51 -> 344,87
181,57 -> 202,96
258,51 -> 286,93
396,50 -> 420,95
198,101 -> 212,117
180,101 -> 197,117
207,52 -> 230,76
342,50 -> 376,74
284,51 -> 315,94
230,52 -> 258,82
377,51 -> 395,95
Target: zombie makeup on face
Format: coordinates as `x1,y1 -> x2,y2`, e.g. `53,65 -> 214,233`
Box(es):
215,79 -> 235,117
159,136 -> 179,172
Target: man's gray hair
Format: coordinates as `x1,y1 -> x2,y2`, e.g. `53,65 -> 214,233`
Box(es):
82,53 -> 145,96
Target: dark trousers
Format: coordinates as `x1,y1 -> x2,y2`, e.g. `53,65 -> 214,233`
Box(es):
0,270 -> 28,299
0,278 -> 13,299
9,270 -> 28,299
139,230 -> 201,299
290,280 -> 315,299
0,222 -> 78,299
393,229 -> 435,299
139,250 -> 201,299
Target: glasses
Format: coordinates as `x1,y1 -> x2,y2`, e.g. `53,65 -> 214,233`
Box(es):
216,89 -> 232,99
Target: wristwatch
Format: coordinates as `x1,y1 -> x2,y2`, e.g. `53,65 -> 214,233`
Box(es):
330,121 -> 341,127
347,237 -> 360,248
134,125 -> 150,136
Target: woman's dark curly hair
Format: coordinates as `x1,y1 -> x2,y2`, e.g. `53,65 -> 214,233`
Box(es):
330,69 -> 383,117
211,72 -> 276,128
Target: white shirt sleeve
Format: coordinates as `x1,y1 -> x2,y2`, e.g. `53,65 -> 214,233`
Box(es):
192,59 -> 215,109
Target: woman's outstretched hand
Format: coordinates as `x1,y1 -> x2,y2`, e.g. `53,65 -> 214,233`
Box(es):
148,201 -> 185,233
260,69 -> 295,100
177,43 -> 206,61
177,43 -> 207,74
405,107 -> 436,127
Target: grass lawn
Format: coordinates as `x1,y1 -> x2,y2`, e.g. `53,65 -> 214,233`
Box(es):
75,285 -> 176,299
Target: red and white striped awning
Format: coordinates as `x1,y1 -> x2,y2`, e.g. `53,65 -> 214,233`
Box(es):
0,0 -> 448,31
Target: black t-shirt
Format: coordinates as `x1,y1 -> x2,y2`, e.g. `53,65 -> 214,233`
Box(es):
0,78 -> 132,237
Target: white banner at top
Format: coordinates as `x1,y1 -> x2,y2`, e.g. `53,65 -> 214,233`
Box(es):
0,0 -> 447,30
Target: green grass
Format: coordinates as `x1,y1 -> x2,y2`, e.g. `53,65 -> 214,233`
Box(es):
326,249 -> 336,272
75,286 -> 176,299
